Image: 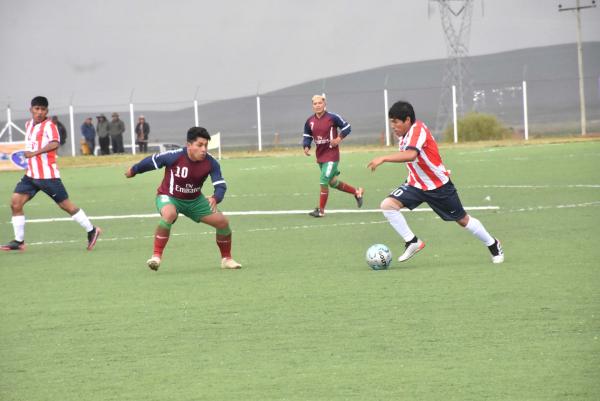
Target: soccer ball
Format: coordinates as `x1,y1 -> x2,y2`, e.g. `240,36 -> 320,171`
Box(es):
365,244 -> 392,270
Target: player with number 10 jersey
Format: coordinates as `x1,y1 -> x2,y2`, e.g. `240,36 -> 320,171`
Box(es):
125,127 -> 242,270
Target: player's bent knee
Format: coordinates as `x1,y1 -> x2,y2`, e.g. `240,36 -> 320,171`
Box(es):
161,212 -> 177,223
10,196 -> 27,213
216,217 -> 229,229
160,205 -> 177,222
456,214 -> 470,227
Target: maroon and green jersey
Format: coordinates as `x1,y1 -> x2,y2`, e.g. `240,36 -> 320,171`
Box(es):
303,111 -> 351,163
131,148 -> 226,202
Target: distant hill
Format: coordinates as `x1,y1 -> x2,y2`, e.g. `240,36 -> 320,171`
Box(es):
6,42 -> 600,150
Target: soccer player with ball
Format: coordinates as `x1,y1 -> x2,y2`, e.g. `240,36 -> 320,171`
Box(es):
367,101 -> 504,264
125,127 -> 242,270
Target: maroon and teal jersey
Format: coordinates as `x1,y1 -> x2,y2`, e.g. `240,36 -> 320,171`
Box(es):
303,111 -> 351,163
131,148 -> 226,202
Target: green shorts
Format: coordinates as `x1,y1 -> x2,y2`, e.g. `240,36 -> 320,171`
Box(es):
318,161 -> 340,185
155,194 -> 213,222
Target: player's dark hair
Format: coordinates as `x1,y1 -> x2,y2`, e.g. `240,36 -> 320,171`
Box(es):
388,101 -> 415,124
31,96 -> 49,108
187,126 -> 211,143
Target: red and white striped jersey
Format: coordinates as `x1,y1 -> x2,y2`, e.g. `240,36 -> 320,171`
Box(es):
24,118 -> 61,179
399,120 -> 449,190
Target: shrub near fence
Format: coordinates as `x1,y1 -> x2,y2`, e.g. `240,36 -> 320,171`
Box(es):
443,112 -> 512,142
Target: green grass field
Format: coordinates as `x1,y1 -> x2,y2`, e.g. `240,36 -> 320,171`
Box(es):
1,141 -> 599,401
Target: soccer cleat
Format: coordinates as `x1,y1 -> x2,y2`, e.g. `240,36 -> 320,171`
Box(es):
308,207 -> 325,217
488,238 -> 504,264
398,238 -> 425,262
354,187 -> 364,208
0,240 -> 26,251
221,258 -> 242,269
146,256 -> 161,271
87,227 -> 102,251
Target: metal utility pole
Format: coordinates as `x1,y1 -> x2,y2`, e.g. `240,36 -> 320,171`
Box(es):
430,0 -> 475,136
559,0 -> 596,136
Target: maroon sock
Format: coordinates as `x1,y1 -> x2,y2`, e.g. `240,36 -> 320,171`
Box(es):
153,226 -> 170,257
216,233 -> 232,259
336,181 -> 357,195
319,188 -> 329,213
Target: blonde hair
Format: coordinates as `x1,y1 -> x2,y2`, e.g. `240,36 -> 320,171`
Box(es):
311,94 -> 326,103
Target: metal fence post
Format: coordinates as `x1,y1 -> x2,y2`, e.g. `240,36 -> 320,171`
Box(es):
383,89 -> 390,146
129,102 -> 136,155
256,95 -> 262,151
522,80 -> 529,141
69,105 -> 76,156
452,85 -> 458,144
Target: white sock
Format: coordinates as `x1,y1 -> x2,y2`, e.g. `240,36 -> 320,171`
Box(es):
72,209 -> 94,232
12,215 -> 25,242
465,216 -> 495,246
382,209 -> 415,242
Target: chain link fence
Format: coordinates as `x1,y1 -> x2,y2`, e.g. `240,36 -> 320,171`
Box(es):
1,75 -> 599,155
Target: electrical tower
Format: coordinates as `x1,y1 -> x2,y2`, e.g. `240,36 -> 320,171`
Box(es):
431,0 -> 475,136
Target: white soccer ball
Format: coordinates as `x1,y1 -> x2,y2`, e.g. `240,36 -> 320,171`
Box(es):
365,244 -> 392,270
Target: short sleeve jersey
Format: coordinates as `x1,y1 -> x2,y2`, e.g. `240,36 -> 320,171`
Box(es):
303,111 -> 351,163
24,118 -> 60,179
399,120 -> 450,190
131,148 -> 227,202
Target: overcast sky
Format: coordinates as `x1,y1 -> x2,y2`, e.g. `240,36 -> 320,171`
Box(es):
1,0 -> 599,115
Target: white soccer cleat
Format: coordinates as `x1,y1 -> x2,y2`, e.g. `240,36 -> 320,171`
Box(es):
221,258 -> 242,269
146,256 -> 161,271
490,239 -> 504,264
398,239 -> 425,262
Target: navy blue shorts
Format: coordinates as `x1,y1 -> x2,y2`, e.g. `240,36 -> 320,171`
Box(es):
387,181 -> 466,221
14,175 -> 69,204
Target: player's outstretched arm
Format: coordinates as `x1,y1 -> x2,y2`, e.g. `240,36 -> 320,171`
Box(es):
367,149 -> 418,171
126,149 -> 183,178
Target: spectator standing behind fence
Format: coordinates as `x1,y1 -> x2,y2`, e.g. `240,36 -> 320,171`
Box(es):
135,115 -> 150,153
109,112 -> 125,154
96,114 -> 110,155
51,116 -> 67,146
80,117 -> 95,156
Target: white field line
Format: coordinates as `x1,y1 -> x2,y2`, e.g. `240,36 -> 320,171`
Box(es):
35,184 -> 599,205
23,206 -> 500,224
507,201 -> 600,212
12,201 -> 600,248
22,219 -> 391,247
464,184 -> 600,189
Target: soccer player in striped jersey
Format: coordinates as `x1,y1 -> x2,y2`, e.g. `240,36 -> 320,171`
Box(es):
303,94 -> 364,217
367,101 -> 504,264
1,96 -> 101,252
125,126 -> 242,270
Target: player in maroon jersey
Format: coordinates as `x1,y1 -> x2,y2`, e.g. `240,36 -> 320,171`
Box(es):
303,95 -> 364,217
125,127 -> 242,270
